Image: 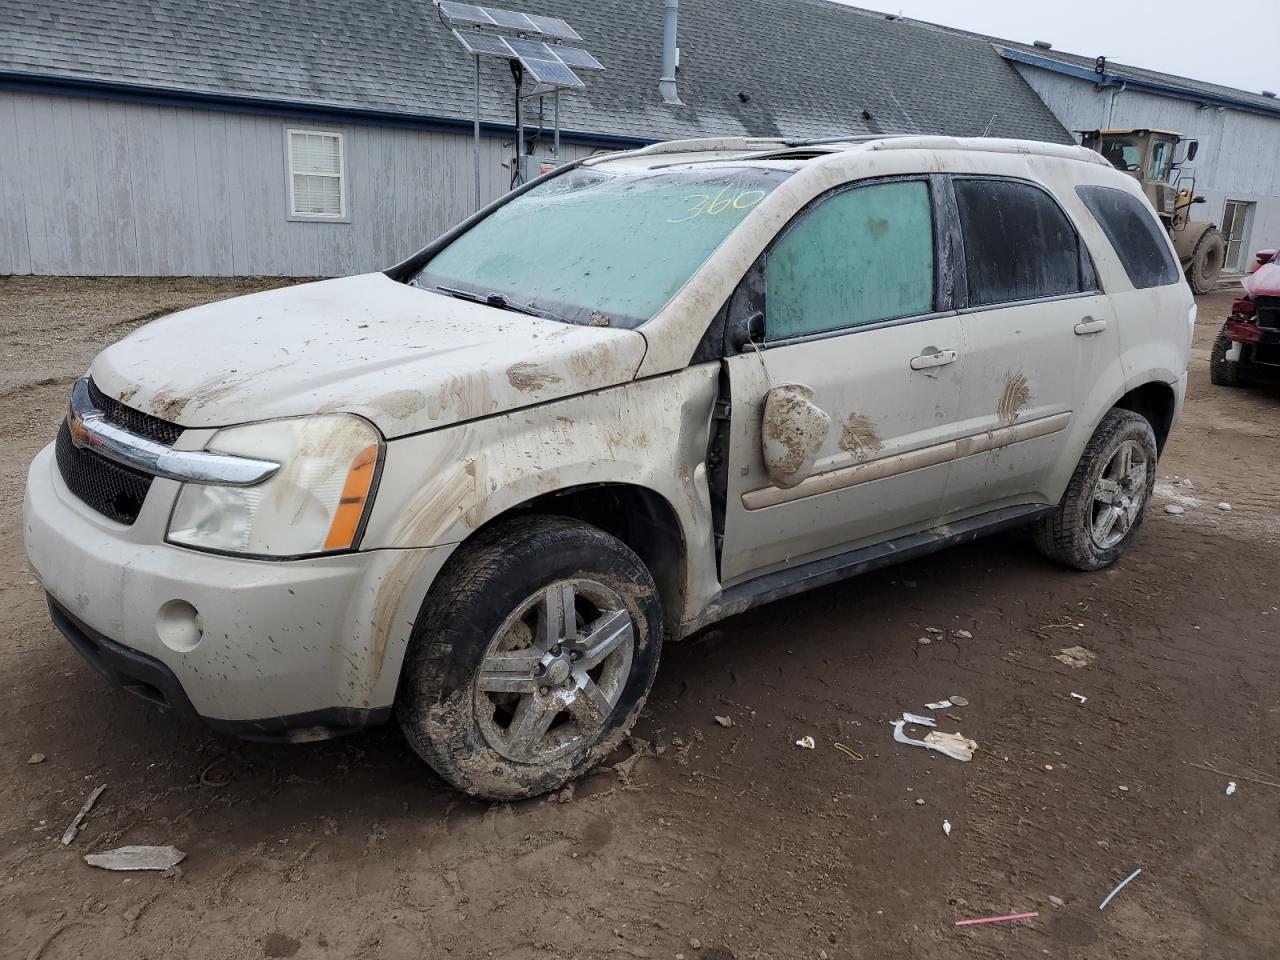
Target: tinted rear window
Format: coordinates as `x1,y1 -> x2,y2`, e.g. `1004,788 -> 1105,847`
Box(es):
954,178 -> 1086,307
1076,185 -> 1181,289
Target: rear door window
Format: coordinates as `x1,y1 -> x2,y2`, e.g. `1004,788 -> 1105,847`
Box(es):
764,179 -> 935,341
953,178 -> 1087,307
1076,185 -> 1181,289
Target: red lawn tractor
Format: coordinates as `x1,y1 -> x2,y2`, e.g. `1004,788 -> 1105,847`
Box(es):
1212,249 -> 1280,387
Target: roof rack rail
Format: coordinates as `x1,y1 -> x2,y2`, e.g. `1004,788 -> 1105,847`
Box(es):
626,137 -> 791,156
590,134 -> 1109,168
781,134 -> 910,147
862,135 -> 1109,165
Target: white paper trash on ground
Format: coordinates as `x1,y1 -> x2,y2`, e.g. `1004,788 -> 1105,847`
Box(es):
891,720 -> 977,761
84,845 -> 186,872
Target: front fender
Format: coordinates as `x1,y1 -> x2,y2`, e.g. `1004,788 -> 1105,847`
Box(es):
1172,221 -> 1215,262
361,366 -> 723,619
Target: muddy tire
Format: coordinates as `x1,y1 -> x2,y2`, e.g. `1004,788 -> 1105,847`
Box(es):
1187,228 -> 1225,295
1210,324 -> 1244,387
397,515 -> 663,800
1034,409 -> 1158,571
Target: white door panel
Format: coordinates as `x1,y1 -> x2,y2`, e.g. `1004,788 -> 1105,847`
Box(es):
720,316 -> 964,583
943,293 -> 1119,512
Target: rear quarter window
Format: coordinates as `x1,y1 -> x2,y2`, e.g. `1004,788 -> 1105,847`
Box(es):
1076,185 -> 1181,289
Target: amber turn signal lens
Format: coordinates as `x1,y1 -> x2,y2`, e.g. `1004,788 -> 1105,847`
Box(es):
323,444 -> 379,550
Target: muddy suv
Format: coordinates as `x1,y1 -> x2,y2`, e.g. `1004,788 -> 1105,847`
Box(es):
25,136 -> 1194,799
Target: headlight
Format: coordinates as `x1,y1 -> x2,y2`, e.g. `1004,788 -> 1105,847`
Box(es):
168,415 -> 382,557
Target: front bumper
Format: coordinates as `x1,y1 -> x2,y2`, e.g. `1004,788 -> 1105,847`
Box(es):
1225,319 -> 1280,346
24,443 -> 452,736
47,597 -> 388,740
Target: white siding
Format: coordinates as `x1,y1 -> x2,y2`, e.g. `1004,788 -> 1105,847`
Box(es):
0,91 -> 599,277
1015,67 -> 1280,263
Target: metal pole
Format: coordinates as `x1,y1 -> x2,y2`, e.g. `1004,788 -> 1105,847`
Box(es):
553,87 -> 560,161
473,55 -> 481,210
516,86 -> 524,186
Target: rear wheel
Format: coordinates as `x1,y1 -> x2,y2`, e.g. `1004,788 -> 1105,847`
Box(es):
397,515 -> 663,800
1210,323 -> 1244,387
1187,228 -> 1225,294
1034,409 -> 1158,571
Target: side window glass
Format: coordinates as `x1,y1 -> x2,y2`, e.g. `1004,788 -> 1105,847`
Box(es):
954,179 -> 1085,307
1076,185 -> 1181,289
1148,140 -> 1173,181
764,180 -> 935,341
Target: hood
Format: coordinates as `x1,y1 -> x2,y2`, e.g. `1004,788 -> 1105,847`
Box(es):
90,274 -> 648,438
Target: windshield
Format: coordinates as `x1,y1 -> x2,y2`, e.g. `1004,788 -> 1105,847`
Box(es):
1100,136 -> 1144,173
413,165 -> 793,328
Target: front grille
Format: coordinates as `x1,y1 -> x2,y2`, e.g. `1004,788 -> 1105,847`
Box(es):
86,380 -> 181,445
54,381 -> 183,525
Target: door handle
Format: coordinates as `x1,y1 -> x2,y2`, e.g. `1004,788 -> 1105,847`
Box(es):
910,348 -> 958,370
1074,317 -> 1108,336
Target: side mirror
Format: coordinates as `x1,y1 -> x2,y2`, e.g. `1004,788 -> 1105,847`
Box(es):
761,384 -> 830,489
1186,139 -> 1199,162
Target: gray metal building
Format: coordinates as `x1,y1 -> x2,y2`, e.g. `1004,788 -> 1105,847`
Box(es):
0,0 -> 1071,278
998,45 -> 1280,273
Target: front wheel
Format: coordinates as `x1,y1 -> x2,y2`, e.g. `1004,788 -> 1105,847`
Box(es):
1210,324 -> 1244,387
1034,409 -> 1158,571
397,516 -> 663,800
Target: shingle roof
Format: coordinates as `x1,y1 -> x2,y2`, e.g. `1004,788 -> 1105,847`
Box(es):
0,0 -> 1071,143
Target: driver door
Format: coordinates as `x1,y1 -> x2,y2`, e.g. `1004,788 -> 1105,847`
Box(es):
717,177 -> 966,585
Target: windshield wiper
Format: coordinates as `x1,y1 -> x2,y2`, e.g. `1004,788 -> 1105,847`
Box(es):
434,285 -> 570,325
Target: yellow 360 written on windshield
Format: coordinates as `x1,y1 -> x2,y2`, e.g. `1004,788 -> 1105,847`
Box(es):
668,187 -> 768,223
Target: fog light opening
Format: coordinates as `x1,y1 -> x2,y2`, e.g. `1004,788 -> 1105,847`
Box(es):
156,599 -> 203,653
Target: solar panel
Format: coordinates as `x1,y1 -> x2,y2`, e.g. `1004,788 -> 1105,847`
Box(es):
452,29 -> 515,57
504,37 -> 555,59
484,7 -> 537,30
438,3 -> 586,42
525,14 -> 581,41
549,45 -> 604,71
520,57 -> 584,89
439,1 -> 494,26
438,2 -> 600,89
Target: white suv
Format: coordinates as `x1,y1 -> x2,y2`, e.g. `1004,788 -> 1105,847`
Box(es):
25,136 -> 1194,798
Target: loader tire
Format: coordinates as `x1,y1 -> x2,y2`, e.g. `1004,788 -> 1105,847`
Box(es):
1188,228 -> 1225,295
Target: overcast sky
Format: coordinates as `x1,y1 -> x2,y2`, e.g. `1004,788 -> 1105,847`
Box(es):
836,0 -> 1275,95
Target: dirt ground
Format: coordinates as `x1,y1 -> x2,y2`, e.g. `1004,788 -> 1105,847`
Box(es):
1,278 -> 1277,960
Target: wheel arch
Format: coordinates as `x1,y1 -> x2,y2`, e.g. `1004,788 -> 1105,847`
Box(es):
1112,380 -> 1177,454
462,482 -> 689,641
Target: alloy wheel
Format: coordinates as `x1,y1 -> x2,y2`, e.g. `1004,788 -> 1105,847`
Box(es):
1089,439 -> 1149,549
473,579 -> 635,764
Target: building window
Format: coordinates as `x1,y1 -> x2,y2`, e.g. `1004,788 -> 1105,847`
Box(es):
1222,200 -> 1255,273
286,129 -> 346,221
